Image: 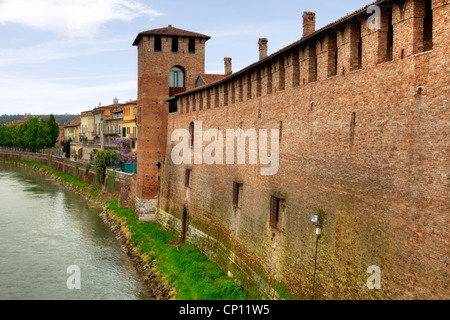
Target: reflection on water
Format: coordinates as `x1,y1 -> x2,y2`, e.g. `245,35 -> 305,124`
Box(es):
0,163 -> 151,300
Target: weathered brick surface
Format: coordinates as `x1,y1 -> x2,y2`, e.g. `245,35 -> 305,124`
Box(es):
138,0 -> 449,299
135,32 -> 207,200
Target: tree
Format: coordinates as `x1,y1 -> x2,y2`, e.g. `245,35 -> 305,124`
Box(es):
94,150 -> 119,185
22,117 -> 40,151
0,124 -> 6,147
47,115 -> 60,147
0,116 -> 62,151
62,138 -> 72,158
35,119 -> 52,150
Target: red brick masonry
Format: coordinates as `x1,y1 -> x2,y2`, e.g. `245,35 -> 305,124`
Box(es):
136,0 -> 449,299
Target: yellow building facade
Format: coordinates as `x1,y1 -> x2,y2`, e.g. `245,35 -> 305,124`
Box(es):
121,101 -> 138,152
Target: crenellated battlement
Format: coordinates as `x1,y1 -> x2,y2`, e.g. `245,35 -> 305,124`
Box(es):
171,0 -> 444,115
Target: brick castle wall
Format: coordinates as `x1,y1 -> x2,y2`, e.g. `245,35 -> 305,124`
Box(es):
156,0 -> 449,299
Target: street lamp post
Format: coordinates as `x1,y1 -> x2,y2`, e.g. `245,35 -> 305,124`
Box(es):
310,215 -> 322,300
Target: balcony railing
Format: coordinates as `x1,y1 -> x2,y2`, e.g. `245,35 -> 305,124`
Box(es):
103,130 -> 121,136
71,141 -> 102,147
105,114 -> 123,121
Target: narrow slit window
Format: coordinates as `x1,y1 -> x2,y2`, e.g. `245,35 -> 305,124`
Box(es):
189,122 -> 195,148
279,57 -> 286,90
215,86 -> 219,107
267,64 -> 273,94
256,69 -> 262,97
239,78 -> 243,102
270,196 -> 281,230
387,11 -> 393,61
207,89 -> 211,109
224,84 -> 229,106
154,35 -> 162,52
189,37 -> 196,53
350,112 -> 356,146
334,46 -> 339,75
357,37 -> 362,69
231,81 -> 236,104
247,74 -> 252,100
185,169 -> 191,188
293,51 -> 300,86
423,0 -> 433,52
172,36 -> 179,53
328,34 -> 338,77
233,182 -> 242,208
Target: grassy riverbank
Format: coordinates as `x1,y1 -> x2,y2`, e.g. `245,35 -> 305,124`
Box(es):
106,199 -> 248,300
0,158 -> 249,300
0,159 -> 102,198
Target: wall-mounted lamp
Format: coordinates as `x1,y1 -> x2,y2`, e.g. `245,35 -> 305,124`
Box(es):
316,227 -> 322,236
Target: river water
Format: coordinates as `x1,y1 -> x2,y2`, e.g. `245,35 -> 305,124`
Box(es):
0,162 -> 151,300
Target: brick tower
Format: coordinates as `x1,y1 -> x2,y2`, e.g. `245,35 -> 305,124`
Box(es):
132,26 -> 210,210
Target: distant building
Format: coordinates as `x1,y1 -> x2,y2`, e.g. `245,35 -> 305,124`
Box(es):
121,100 -> 138,152
70,98 -> 137,161
6,113 -> 30,127
63,117 -> 81,141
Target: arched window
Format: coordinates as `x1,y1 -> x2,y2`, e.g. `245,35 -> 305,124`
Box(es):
170,67 -> 185,88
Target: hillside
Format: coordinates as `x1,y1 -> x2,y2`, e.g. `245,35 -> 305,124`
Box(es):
0,114 -> 80,126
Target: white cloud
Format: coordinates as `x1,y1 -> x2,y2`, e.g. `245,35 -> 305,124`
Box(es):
0,0 -> 162,38
0,38 -> 131,67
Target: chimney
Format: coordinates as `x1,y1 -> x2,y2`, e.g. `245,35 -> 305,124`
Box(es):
224,57 -> 232,76
258,38 -> 268,60
302,12 -> 316,37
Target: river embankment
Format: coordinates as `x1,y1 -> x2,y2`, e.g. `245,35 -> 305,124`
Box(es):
0,158 -> 173,299
0,157 -> 248,300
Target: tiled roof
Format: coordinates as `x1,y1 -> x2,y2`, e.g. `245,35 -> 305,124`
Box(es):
64,117 -> 81,128
199,74 -> 226,85
133,26 -> 211,46
6,119 -> 27,127
122,100 -> 138,105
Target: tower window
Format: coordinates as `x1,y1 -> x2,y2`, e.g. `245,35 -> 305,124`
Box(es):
423,0 -> 433,51
154,35 -> 162,52
169,66 -> 185,97
189,37 -> 195,53
169,67 -> 185,88
172,36 -> 179,53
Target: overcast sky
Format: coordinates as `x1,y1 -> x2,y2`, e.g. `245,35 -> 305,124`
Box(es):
0,0 -> 366,115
